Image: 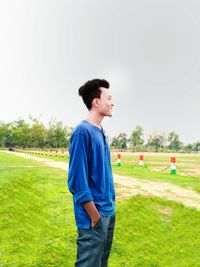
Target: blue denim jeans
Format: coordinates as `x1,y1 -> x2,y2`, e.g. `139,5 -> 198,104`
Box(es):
75,214 -> 115,267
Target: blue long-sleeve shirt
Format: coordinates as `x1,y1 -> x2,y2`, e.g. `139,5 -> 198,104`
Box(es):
68,120 -> 115,229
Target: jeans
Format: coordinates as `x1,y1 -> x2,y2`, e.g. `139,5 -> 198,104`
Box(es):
75,213 -> 115,267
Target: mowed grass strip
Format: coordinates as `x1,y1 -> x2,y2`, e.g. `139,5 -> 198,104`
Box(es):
0,151 -> 76,266
111,196 -> 200,267
1,151 -> 200,266
0,152 -> 43,186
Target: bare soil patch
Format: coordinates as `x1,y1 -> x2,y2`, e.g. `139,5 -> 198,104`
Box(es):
114,174 -> 200,210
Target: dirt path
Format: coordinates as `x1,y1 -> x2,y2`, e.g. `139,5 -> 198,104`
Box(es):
6,151 -> 200,210
114,175 -> 200,209
7,151 -> 69,170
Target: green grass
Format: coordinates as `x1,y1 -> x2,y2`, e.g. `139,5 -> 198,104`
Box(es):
111,153 -> 200,192
1,151 -> 200,266
17,151 -> 200,191
111,196 -> 200,267
16,150 -> 69,162
0,153 -> 42,185
112,164 -> 200,191
0,151 -> 76,266
111,154 -> 200,175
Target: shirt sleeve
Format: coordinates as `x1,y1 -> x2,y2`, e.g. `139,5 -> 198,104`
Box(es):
68,131 -> 93,204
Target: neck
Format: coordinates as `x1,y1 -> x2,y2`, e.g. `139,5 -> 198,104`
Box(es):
86,110 -> 104,128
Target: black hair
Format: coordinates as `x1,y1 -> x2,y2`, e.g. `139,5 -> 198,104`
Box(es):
78,79 -> 109,110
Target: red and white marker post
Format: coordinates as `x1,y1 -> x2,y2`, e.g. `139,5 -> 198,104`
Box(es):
170,157 -> 176,174
117,153 -> 122,166
139,155 -> 144,166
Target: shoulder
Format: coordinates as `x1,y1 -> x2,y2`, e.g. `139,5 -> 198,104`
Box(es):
71,121 -> 91,139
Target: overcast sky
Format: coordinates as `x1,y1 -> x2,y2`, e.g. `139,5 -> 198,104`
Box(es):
1,0 -> 200,144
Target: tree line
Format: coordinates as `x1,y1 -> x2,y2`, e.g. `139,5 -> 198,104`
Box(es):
0,119 -> 199,152
0,117 -> 73,149
110,126 -> 200,152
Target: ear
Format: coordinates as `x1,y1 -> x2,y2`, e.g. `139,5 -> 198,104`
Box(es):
92,98 -> 99,108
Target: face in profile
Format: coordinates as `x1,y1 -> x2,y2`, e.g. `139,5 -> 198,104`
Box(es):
97,87 -> 114,117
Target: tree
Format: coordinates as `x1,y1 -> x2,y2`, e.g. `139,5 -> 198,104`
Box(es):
12,119 -> 31,147
183,143 -> 193,152
111,133 -> 129,149
147,132 -> 166,152
130,126 -> 144,150
193,140 -> 200,152
47,119 -> 72,148
110,136 -> 119,149
167,131 -> 182,151
0,122 -> 13,147
29,117 -> 47,148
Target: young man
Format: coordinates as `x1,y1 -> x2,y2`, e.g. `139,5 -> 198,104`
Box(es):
68,79 -> 115,267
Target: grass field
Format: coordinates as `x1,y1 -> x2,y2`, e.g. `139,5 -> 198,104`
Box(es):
111,153 -> 200,193
16,150 -> 70,162
16,150 -> 200,192
1,151 -> 200,266
0,151 -> 76,266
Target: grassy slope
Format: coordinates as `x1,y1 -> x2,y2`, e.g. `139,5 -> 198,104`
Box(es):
0,152 -> 76,266
112,197 -> 200,267
1,151 -> 200,266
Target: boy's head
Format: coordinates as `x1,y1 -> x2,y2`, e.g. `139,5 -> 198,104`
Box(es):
79,79 -> 110,110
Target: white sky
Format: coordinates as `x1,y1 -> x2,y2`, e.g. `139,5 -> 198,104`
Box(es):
0,0 -> 200,144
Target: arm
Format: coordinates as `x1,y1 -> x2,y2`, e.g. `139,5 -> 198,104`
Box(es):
82,201 -> 101,227
68,131 -> 100,226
